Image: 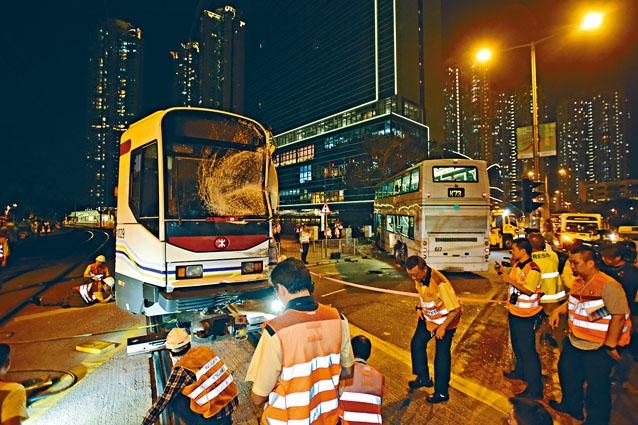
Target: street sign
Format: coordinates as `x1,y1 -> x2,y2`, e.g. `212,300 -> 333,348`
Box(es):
321,203 -> 331,214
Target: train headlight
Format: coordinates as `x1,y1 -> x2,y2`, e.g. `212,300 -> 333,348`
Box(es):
241,261 -> 264,275
176,265 -> 203,279
271,298 -> 285,313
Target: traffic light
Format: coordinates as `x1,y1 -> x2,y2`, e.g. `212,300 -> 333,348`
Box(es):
520,178 -> 544,214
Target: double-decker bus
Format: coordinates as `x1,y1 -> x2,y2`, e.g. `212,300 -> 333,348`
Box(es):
115,108 -> 279,316
374,158 -> 490,272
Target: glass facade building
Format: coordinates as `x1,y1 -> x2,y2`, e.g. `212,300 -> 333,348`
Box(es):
244,0 -> 443,229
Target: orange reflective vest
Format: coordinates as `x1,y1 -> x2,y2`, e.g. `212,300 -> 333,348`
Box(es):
506,259 -> 543,317
262,304 -> 343,425
338,361 -> 383,425
567,272 -> 632,346
417,273 -> 460,331
177,346 -> 238,418
87,262 -> 109,277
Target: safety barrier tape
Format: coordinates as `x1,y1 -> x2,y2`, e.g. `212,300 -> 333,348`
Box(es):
310,271 -> 506,305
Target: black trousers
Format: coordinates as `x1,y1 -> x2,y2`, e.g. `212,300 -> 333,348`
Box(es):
508,312 -> 542,396
168,394 -> 233,425
410,318 -> 456,395
558,339 -> 613,425
301,242 -> 309,262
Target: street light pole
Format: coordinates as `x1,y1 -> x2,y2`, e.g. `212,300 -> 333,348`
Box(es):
530,41 -> 540,182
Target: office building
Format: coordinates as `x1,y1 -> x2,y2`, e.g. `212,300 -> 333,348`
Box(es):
244,0 -> 442,228
85,19 -> 142,208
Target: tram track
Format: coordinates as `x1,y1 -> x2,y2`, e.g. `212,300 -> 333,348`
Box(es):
0,229 -> 112,326
0,228 -> 114,407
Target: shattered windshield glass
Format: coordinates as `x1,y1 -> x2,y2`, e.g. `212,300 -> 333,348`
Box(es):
163,111 -> 269,219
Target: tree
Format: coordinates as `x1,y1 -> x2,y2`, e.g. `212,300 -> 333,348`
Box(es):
343,134 -> 427,191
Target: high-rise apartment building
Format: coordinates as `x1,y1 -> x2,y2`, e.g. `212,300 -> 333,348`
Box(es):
468,63 -> 492,163
170,41 -> 200,107
85,19 -> 142,208
442,61 -> 466,155
244,0 -> 443,228
492,92 -> 517,198
557,89 -> 632,204
171,6 -> 245,112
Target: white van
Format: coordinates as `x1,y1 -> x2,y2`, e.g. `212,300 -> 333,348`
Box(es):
557,213 -> 602,246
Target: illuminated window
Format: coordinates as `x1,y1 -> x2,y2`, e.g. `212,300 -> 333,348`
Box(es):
300,165 -> 312,183
297,145 -> 314,162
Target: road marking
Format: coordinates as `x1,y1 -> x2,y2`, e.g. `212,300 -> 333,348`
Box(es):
322,289 -> 346,297
13,303 -> 112,322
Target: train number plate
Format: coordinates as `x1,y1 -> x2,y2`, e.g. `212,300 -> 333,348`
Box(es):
448,188 -> 465,197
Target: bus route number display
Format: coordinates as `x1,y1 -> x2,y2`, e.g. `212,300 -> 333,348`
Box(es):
448,188 -> 465,198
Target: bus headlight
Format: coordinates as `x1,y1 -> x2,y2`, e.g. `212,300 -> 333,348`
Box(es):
176,265 -> 204,279
241,261 -> 264,275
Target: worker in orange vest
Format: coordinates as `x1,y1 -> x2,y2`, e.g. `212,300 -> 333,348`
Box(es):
246,257 -> 354,424
548,244 -> 631,424
143,327 -> 238,424
499,237 -> 544,400
338,335 -> 384,425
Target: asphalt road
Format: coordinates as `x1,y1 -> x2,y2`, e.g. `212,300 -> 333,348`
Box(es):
0,233 -> 636,424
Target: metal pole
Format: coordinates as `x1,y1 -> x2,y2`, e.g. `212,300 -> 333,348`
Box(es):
530,42 -> 540,181
544,173 -> 550,219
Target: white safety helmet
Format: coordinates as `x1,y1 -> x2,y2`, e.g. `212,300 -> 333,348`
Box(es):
165,328 -> 191,350
95,255 -> 106,263
102,276 -> 115,288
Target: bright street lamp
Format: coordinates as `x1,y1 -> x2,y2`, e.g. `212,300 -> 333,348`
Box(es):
475,10 -> 603,218
580,12 -> 604,31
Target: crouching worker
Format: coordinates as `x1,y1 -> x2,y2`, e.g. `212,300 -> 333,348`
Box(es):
142,328 -> 238,425
34,276 -> 115,308
339,335 -> 384,425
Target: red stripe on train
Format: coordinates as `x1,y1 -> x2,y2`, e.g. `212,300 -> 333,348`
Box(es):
168,235 -> 269,252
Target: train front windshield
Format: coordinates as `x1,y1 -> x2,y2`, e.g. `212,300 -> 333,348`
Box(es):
163,111 -> 269,219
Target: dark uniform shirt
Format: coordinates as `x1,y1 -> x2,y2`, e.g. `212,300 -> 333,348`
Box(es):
142,366 -> 238,425
603,263 -> 638,315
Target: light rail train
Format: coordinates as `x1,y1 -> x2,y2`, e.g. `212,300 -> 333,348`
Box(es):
114,108 -> 279,316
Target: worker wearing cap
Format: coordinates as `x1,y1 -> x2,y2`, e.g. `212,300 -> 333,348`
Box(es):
83,255 -> 110,284
143,328 -> 238,425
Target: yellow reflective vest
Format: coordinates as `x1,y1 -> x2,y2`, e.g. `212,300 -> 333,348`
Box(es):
532,250 -> 566,303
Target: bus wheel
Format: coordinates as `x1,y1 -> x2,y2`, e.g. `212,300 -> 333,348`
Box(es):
504,236 -> 513,250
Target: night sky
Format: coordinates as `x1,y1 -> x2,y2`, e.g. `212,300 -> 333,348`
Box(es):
0,0 -> 635,216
